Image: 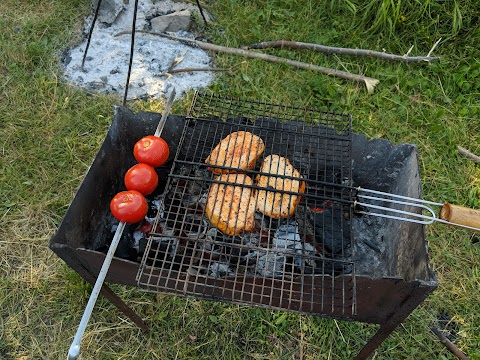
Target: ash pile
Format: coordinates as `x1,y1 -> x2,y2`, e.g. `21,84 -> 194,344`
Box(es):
62,0 -> 215,100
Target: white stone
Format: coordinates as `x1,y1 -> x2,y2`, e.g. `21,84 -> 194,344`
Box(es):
92,0 -> 125,24
150,10 -> 192,33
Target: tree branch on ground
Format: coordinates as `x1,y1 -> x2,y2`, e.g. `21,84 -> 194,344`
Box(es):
115,30 -> 380,93
458,146 -> 480,163
241,40 -> 441,63
156,67 -> 232,78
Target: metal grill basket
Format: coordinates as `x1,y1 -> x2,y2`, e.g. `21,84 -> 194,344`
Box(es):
137,93 -> 356,317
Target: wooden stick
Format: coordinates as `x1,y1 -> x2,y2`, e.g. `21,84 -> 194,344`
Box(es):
427,38 -> 442,58
458,146 -> 480,163
156,67 -> 231,77
241,40 -> 440,63
115,30 -> 380,93
430,327 -> 470,360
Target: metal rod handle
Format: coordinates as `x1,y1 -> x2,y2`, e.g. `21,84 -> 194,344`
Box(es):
67,221 -> 126,360
430,327 -> 470,360
357,186 -> 444,207
356,194 -> 438,220
154,87 -> 176,137
355,201 -> 436,225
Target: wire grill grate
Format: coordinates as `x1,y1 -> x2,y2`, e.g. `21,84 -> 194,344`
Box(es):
137,93 -> 356,317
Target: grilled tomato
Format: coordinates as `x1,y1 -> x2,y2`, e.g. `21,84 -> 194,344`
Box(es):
124,163 -> 158,195
133,135 -> 170,168
110,190 -> 148,223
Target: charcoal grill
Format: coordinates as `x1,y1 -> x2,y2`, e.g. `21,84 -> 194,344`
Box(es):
50,93 -> 438,359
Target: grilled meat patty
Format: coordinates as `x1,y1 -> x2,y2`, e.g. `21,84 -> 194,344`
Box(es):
205,131 -> 265,174
256,155 -> 305,218
205,173 -> 256,236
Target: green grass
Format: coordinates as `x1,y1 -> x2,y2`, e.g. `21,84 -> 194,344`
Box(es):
1,0 -> 480,359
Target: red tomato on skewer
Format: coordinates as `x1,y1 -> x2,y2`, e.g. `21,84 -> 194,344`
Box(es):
124,163 -> 158,195
133,135 -> 170,168
110,190 -> 148,224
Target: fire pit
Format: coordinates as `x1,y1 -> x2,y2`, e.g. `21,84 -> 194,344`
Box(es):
50,93 -> 437,359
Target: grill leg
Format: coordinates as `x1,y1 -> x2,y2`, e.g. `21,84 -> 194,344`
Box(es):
96,282 -> 149,331
353,284 -> 435,360
79,268 -> 148,331
353,323 -> 397,360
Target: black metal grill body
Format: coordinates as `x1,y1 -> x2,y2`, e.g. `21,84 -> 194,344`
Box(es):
50,103 -> 437,359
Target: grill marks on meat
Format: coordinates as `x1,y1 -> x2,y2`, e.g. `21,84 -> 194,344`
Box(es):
205,131 -> 265,174
205,174 -> 256,236
256,155 -> 305,218
204,132 -> 305,234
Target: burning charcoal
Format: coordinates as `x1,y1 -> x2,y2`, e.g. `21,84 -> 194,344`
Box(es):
218,243 -> 246,268
256,252 -> 286,277
309,203 -> 351,258
273,223 -> 316,253
242,250 -> 259,267
113,224 -> 137,261
158,221 -> 175,237
206,227 -> 223,242
138,220 -> 154,236
146,237 -> 179,268
180,193 -> 203,209
236,232 -> 260,247
187,171 -> 208,195
197,192 -> 208,208
187,265 -> 208,276
132,230 -> 143,248
201,249 -> 221,262
162,237 -> 178,259
183,215 -> 208,239
254,212 -> 269,228
201,235 -> 226,262
320,260 -> 353,276
204,230 -> 226,249
270,222 -> 318,273
272,222 -> 301,250
146,198 -> 161,218
293,246 -> 317,268
295,260 -> 319,275
133,220 -> 154,248
294,204 -> 315,243
138,237 -> 148,256
208,262 -> 234,277
163,198 -> 183,228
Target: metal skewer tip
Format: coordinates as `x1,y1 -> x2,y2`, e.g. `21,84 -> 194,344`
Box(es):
67,221 -> 126,360
154,88 -> 176,137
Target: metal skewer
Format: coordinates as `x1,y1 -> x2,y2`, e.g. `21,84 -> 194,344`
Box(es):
67,221 -> 125,360
67,88 -> 176,360
155,88 -> 176,137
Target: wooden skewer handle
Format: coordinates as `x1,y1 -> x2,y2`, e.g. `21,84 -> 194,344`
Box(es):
440,204 -> 480,231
